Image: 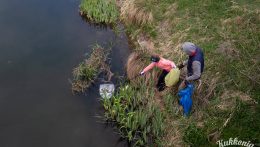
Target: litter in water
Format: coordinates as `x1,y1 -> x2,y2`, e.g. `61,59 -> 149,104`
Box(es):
99,84 -> 115,99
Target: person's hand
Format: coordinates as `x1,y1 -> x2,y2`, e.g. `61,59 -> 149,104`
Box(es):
140,71 -> 145,76
184,80 -> 190,85
177,63 -> 184,69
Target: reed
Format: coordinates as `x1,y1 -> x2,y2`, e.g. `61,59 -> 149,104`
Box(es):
72,44 -> 108,93
80,0 -> 119,24
121,0 -> 153,25
102,82 -> 165,146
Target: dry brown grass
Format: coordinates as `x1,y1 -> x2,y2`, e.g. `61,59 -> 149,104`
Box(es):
120,0 -> 153,25
126,51 -> 159,86
137,34 -> 155,51
216,41 -> 239,58
126,52 -> 146,80
163,119 -> 185,146
221,90 -> 257,105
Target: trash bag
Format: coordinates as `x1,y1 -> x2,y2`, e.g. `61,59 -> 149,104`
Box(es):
178,84 -> 194,116
165,68 -> 180,87
99,84 -> 115,99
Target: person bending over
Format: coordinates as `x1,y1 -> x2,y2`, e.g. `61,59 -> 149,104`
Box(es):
140,55 -> 177,91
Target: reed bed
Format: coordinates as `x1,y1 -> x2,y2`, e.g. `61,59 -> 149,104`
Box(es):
72,44 -> 108,93
80,0 -> 119,24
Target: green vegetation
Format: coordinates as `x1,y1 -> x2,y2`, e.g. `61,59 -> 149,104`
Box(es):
78,0 -> 260,146
183,124 -> 209,146
113,0 -> 260,146
222,102 -> 260,144
80,0 -> 119,24
102,80 -> 165,146
72,44 -> 108,93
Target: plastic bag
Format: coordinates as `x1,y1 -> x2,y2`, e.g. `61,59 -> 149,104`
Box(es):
99,84 -> 115,99
165,68 -> 180,87
178,84 -> 194,116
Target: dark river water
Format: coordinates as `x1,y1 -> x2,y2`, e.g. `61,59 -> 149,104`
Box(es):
0,0 -> 130,146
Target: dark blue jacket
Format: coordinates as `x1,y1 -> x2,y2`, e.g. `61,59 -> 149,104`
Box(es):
187,47 -> 204,77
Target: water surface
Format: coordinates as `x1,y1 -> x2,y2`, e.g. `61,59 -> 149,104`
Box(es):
0,0 -> 129,146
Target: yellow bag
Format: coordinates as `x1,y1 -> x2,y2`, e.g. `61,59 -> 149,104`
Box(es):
165,68 -> 180,87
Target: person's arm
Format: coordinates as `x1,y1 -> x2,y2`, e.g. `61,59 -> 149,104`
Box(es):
170,61 -> 177,68
185,61 -> 201,81
141,62 -> 156,74
164,59 -> 176,69
177,60 -> 188,69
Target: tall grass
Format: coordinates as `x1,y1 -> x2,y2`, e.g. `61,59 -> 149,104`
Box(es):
80,0 -> 119,24
121,0 -> 154,25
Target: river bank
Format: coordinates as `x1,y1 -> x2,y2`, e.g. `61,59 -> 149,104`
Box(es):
79,0 -> 260,146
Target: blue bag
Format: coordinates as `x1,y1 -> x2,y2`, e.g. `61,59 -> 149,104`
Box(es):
178,84 -> 194,116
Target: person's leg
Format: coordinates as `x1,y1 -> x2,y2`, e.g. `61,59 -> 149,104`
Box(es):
156,70 -> 169,91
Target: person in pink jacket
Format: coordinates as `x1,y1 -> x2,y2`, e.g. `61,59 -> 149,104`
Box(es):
140,55 -> 177,91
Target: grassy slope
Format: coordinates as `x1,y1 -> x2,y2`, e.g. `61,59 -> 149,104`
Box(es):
122,0 -> 260,146
79,0 -> 260,146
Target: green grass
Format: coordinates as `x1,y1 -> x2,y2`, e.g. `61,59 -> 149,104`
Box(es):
80,0 -> 119,24
183,123 -> 209,146
221,102 -> 260,145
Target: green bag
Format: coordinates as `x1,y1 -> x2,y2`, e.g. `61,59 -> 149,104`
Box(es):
165,68 -> 180,87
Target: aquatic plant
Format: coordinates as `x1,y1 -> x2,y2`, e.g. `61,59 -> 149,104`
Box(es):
72,44 -> 109,93
102,82 -> 165,146
80,0 -> 119,24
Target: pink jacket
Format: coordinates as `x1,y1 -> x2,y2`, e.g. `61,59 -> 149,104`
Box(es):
142,58 -> 176,73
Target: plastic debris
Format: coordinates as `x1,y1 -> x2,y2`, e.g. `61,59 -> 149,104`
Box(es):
99,84 -> 115,99
178,84 -> 194,116
165,68 -> 180,87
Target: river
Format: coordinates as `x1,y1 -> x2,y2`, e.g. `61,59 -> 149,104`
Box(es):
0,0 -> 129,146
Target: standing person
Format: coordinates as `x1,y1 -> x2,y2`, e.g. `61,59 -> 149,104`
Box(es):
178,42 -> 204,89
140,55 -> 177,91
